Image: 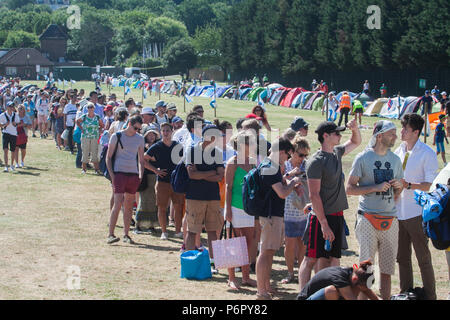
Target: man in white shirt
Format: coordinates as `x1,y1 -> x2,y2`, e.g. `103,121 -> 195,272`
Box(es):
64,94 -> 78,153
394,113 -> 438,300
155,100 -> 169,125
0,102 -> 18,172
36,91 -> 50,138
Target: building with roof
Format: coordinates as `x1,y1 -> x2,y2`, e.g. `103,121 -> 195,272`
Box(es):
0,48 -> 54,79
35,0 -> 70,11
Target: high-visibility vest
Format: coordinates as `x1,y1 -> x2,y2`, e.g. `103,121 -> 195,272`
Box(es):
339,95 -> 351,110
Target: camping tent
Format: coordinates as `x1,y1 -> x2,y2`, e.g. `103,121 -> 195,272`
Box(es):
378,97 -> 405,119
399,97 -> 421,118
280,87 -> 304,107
304,92 -> 322,110
247,87 -> 266,101
364,98 -> 389,116
298,92 -> 315,109
216,85 -> 232,98
312,95 -> 325,112
239,87 -> 252,100
269,88 -> 286,105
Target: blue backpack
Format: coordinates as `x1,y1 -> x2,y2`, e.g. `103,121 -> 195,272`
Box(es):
415,183 -> 450,250
171,161 -> 190,194
242,160 -> 272,217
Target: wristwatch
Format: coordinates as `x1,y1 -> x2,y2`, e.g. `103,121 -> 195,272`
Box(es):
407,182 -> 412,190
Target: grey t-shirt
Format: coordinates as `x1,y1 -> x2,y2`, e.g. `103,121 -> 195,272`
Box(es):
109,131 -> 145,174
306,145 -> 348,215
349,149 -> 403,216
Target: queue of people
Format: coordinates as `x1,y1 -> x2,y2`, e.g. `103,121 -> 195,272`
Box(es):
1,77 -> 449,301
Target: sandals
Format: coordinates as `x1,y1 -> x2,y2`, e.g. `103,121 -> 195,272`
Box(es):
281,273 -> 295,284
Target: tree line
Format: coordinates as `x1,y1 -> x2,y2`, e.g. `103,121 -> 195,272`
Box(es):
0,0 -> 448,78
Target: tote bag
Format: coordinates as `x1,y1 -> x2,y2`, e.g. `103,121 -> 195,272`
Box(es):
211,223 -> 249,270
180,248 -> 212,280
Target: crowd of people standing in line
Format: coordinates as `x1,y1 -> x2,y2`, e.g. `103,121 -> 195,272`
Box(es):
1,77 -> 449,301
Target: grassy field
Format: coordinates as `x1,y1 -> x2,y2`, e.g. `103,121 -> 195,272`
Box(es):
0,80 -> 448,300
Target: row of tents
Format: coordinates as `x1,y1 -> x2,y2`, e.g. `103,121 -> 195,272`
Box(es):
185,82 -> 443,123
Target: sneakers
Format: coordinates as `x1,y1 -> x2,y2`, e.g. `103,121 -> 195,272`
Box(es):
160,232 -> 169,240
174,232 -> 183,239
21,162 -> 24,168
3,167 -> 8,172
15,164 -> 19,169
81,170 -> 86,175
210,263 -> 219,275
123,235 -> 135,244
9,166 -> 14,172
168,219 -> 175,227
107,235 -> 120,244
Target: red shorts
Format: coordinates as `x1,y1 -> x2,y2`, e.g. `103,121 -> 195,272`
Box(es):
113,173 -> 140,195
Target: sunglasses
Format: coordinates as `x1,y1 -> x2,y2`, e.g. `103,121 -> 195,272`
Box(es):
133,126 -> 141,132
87,106 -> 94,109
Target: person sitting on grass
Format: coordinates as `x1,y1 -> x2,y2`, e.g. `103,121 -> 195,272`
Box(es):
433,114 -> 449,165
297,260 -> 379,300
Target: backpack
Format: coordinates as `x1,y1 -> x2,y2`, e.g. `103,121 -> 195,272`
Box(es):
99,132 -> 123,181
2,112 -> 15,132
390,287 -> 427,300
171,161 -> 190,194
242,160 -> 273,217
414,183 -> 450,250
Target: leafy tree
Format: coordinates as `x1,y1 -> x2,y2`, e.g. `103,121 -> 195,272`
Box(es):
5,0 -> 34,10
3,30 -> 39,48
177,0 -> 216,35
162,38 -> 197,76
192,24 -> 222,67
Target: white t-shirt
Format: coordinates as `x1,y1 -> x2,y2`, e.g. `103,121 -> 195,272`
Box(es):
64,103 -> 78,127
155,113 -> 169,125
36,98 -> 49,116
0,111 -> 17,136
172,125 -> 189,144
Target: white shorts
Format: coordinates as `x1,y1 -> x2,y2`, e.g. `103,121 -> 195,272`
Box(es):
355,213 -> 398,275
224,206 -> 255,229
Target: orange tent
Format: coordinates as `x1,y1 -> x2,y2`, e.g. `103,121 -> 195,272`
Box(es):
429,111 -> 445,130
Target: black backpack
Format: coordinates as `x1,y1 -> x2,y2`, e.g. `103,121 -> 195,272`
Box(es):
99,132 -> 123,181
2,112 -> 15,132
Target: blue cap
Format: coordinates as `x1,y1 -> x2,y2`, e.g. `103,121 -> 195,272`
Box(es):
6,101 -> 14,107
202,124 -> 218,136
425,90 -> 430,94
172,116 -> 183,123
155,100 -> 166,108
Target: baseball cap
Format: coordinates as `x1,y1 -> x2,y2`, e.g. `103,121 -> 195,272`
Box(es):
202,124 -> 219,136
172,116 -> 183,123
315,121 -> 346,136
442,91 -> 447,96
104,104 -> 114,112
167,103 -> 177,111
291,117 -> 309,131
141,107 -> 155,115
439,114 -> 446,120
6,101 -> 14,108
155,100 -> 166,108
425,90 -> 430,94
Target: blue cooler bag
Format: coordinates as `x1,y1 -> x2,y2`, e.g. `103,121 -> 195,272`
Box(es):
180,249 -> 212,280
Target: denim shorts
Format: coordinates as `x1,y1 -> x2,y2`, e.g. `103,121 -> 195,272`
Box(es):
285,219 -> 307,238
307,288 -> 326,300
436,141 -> 445,153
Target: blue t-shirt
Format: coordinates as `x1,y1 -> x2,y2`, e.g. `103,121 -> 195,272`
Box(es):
435,123 -> 446,143
24,101 -> 35,117
185,144 -> 224,201
146,140 -> 182,183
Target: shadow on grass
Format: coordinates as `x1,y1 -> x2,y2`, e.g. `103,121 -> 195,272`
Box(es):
14,171 -> 41,177
23,166 -> 48,172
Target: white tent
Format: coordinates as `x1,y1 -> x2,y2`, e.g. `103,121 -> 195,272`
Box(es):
379,97 -> 405,119
364,98 -> 389,116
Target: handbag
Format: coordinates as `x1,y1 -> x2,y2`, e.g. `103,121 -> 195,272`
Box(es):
211,222 -> 249,270
180,248 -> 212,280
61,129 -> 69,140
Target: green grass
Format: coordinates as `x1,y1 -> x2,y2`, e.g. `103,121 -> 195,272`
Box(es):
0,80 -> 448,300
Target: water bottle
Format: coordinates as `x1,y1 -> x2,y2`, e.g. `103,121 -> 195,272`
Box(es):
324,239 -> 332,252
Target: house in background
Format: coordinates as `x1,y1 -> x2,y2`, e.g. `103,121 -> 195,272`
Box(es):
0,48 -> 54,79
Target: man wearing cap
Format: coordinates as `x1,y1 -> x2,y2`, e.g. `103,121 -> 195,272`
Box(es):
64,94 -> 78,153
185,124 -> 225,273
167,103 -> 177,123
83,91 -> 104,118
141,107 -> 159,134
291,117 -> 309,137
171,116 -> 184,132
394,113 -> 438,300
420,90 -> 433,116
299,119 -> 361,292
0,102 -> 18,172
347,120 -> 404,300
155,100 -> 169,125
